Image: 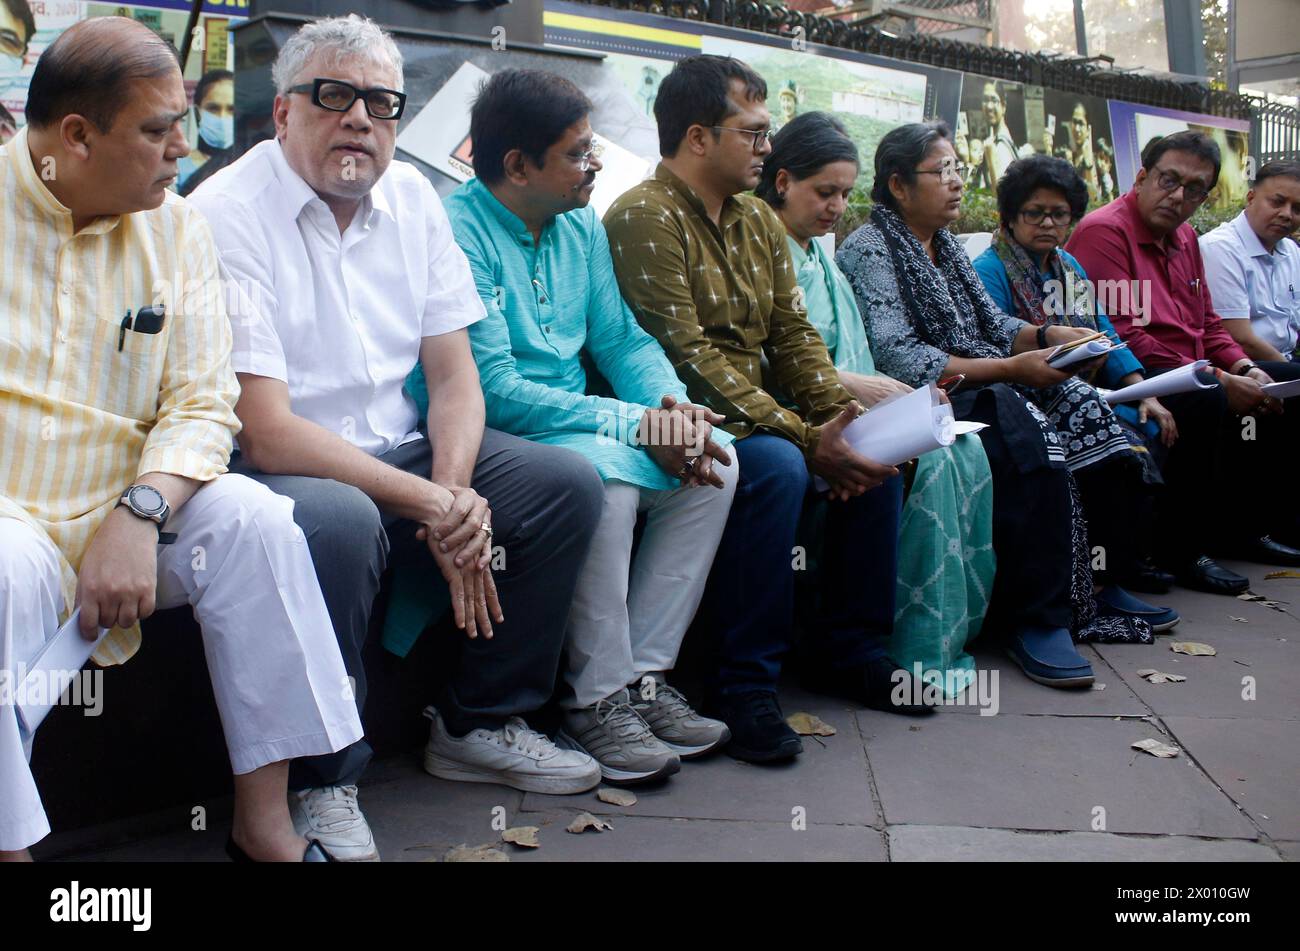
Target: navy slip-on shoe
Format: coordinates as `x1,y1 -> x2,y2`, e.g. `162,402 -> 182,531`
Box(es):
1096,585 -> 1181,633
1007,626 -> 1094,689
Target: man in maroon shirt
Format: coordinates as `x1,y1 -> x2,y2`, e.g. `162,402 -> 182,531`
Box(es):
1068,131 -> 1300,594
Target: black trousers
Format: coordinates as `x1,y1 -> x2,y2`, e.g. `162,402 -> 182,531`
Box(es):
1152,360 -> 1300,564
1073,453 -> 1152,585
230,429 -> 603,789
957,385 -> 1073,635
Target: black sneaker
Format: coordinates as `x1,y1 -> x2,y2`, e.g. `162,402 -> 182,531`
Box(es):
803,656 -> 938,716
704,691 -> 803,763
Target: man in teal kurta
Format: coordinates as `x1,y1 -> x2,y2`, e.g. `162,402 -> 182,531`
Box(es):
443,69 -> 737,785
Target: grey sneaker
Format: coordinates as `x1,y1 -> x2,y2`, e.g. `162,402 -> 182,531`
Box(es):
559,688 -> 680,785
631,674 -> 731,760
423,707 -> 601,795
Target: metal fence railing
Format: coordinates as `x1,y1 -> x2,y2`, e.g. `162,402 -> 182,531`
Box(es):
576,0 -> 1299,160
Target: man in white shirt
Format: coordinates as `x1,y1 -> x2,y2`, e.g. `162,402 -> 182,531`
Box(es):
191,15 -> 604,861
1201,160 -> 1300,363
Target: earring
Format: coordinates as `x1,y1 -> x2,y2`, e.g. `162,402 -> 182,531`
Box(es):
778,191 -> 787,200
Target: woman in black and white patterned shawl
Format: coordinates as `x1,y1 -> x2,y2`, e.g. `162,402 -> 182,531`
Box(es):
837,122 -> 1158,670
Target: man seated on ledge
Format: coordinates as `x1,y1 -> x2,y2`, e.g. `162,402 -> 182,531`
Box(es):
1067,131 -> 1300,587
444,69 -> 737,785
190,15 -> 604,860
0,17 -> 363,863
606,55 -> 935,768
1200,160 -> 1300,365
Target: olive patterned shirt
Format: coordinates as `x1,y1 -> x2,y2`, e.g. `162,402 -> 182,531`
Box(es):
604,164 -> 852,458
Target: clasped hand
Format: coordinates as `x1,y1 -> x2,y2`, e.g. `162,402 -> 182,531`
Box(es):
416,484 -> 503,640
640,395 -> 733,488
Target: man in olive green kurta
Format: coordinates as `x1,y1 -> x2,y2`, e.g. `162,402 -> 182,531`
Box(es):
605,54 -> 931,765
606,163 -> 849,453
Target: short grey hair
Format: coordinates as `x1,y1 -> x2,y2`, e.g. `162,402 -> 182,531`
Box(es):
271,14 -> 404,95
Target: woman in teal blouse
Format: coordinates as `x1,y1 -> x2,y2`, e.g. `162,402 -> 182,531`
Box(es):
758,113 -> 996,696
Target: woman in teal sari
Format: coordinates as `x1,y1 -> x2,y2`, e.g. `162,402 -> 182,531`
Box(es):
758,112 -> 996,695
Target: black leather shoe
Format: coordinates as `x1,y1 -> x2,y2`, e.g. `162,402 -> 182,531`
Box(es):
1175,556 -> 1250,596
704,691 -> 803,763
803,656 -> 938,716
1114,557 -> 1175,595
1233,536 -> 1300,568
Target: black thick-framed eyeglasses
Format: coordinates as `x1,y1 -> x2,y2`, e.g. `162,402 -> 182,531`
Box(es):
710,125 -> 774,153
1019,207 -> 1075,226
1151,166 -> 1211,204
288,78 -> 407,120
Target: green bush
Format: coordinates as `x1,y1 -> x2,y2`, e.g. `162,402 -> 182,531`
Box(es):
834,186 -> 1003,243
1189,201 -> 1239,236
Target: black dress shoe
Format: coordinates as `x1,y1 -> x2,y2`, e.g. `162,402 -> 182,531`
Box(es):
704,691 -> 803,763
1175,556 -> 1250,596
1234,536 -> 1300,568
1114,557 -> 1175,595
803,656 -> 938,716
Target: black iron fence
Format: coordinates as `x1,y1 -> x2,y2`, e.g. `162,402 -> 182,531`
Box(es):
573,0 -> 1299,160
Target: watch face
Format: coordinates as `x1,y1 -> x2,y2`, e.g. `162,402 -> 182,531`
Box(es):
128,485 -> 167,516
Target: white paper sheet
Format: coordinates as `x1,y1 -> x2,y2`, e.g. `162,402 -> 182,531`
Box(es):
1261,378 -> 1300,399
1100,360 -> 1217,404
588,134 -> 651,219
395,62 -> 490,182
1048,337 -> 1128,369
14,608 -> 107,738
813,385 -> 957,491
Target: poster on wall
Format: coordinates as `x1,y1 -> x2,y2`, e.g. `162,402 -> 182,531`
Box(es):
1036,88 -> 1118,206
1,0 -> 84,129
542,0 -> 963,196
700,34 -> 929,193
395,58 -> 652,217
955,77 -> 1033,191
1107,101 -> 1251,212
0,0 -> 241,133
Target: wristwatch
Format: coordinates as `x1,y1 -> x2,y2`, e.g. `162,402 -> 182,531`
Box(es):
117,484 -> 177,544
1236,362 -> 1260,376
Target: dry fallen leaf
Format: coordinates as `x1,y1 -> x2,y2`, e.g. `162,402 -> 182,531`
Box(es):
443,842 -> 510,862
566,812 -> 613,834
1264,570 -> 1300,580
1229,616 -> 1249,623
596,787 -> 637,807
1091,683 -> 1106,691
501,826 -> 540,848
1171,641 -> 1217,656
1132,738 -> 1180,758
786,712 -> 837,736
1237,593 -> 1265,601
1136,669 -> 1187,684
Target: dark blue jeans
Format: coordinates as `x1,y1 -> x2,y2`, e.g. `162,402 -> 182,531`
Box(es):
702,433 -> 903,695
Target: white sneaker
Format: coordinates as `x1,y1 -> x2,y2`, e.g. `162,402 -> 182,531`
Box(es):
422,706 -> 601,795
288,785 -> 380,862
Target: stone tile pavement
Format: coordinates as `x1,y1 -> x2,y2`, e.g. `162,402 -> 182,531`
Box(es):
40,560 -> 1298,862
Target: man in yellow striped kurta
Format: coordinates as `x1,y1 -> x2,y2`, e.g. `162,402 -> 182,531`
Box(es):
0,16 -> 361,861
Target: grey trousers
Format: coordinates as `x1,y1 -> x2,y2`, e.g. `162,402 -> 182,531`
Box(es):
229,428 -> 603,789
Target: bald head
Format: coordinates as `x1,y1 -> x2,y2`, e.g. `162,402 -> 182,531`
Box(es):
25,16 -> 180,132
